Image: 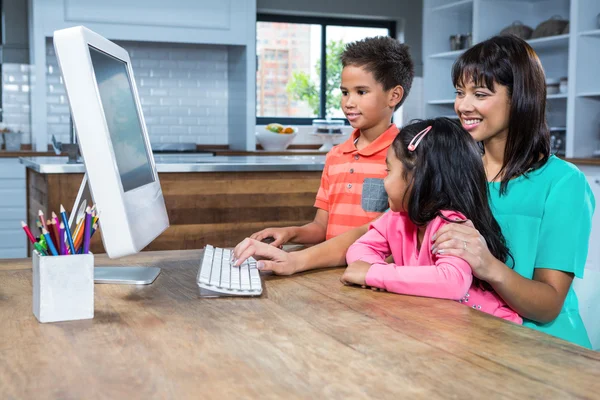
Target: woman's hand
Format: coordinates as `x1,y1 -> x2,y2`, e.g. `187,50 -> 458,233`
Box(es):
340,261 -> 372,287
431,219 -> 502,283
250,227 -> 295,247
232,238 -> 301,275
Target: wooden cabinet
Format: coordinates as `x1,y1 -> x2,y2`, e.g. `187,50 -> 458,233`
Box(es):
26,169 -> 321,253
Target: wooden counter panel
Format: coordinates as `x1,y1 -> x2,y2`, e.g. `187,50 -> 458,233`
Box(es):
27,170 -> 321,252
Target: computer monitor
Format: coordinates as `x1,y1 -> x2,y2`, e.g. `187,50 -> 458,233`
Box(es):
53,26 -> 169,284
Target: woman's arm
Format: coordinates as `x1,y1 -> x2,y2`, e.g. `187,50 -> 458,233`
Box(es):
432,221 -> 571,322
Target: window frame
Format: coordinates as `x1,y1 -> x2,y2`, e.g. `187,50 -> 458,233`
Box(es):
256,14 -> 396,125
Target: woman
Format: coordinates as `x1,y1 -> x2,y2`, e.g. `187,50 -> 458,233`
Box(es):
233,35 -> 594,348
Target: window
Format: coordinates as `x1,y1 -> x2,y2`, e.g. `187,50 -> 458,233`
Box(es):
256,14 -> 395,125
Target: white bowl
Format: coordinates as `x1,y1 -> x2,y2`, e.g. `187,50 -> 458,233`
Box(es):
256,130 -> 297,151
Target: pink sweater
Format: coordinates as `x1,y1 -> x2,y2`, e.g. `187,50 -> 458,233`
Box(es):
346,210 -> 522,324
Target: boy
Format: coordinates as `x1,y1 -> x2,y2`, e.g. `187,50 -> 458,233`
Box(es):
251,36 -> 414,247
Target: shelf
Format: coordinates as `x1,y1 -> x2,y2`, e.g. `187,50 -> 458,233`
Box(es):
547,93 -> 567,100
549,127 -> 566,131
580,30 -> 600,38
427,99 -> 455,105
430,0 -> 472,13
526,34 -> 569,51
577,92 -> 600,98
429,49 -> 464,59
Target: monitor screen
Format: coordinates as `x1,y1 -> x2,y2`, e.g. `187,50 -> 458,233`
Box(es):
89,46 -> 154,192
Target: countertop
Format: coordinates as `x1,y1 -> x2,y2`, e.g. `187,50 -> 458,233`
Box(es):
2,250 -> 599,399
20,154 -> 326,173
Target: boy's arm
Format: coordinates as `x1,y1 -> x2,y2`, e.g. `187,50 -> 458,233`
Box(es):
233,221 -> 371,274
249,209 -> 328,246
286,209 -> 329,244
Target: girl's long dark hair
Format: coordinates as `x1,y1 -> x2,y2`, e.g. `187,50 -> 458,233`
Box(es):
451,35 -> 550,195
393,118 -> 510,265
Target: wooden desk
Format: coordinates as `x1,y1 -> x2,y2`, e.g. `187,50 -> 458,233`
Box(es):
1,251 -> 599,399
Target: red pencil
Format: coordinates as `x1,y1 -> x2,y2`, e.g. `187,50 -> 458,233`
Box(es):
50,219 -> 60,253
21,221 -> 36,244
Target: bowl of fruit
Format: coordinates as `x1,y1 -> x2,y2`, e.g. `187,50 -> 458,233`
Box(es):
256,123 -> 297,151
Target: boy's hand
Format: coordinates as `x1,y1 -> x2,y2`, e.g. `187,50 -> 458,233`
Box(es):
340,261 -> 372,287
250,227 -> 294,247
232,238 -> 301,275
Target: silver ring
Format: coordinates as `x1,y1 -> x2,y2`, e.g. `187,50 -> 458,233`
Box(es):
463,240 -> 467,251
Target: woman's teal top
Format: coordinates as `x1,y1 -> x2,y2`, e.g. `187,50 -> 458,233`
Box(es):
488,155 -> 595,348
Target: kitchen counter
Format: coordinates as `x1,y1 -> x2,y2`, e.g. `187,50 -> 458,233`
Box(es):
23,155 -> 323,252
20,154 -> 326,173
0,150 -> 62,158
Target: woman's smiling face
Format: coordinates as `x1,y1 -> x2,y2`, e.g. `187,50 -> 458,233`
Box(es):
454,79 -> 511,143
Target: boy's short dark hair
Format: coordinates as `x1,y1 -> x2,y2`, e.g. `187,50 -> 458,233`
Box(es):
341,36 -> 414,110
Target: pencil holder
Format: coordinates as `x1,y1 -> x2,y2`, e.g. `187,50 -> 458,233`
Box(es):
32,251 -> 94,323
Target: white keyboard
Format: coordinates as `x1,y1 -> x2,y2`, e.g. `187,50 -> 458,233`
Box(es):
196,245 -> 263,297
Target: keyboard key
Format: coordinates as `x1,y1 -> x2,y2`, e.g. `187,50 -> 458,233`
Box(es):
240,263 -> 251,290
197,245 -> 262,296
250,267 -> 260,290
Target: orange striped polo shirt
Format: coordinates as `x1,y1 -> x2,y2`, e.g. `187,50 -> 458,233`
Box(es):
314,124 -> 399,240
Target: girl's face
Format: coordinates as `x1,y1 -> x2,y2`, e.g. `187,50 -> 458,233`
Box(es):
384,146 -> 411,212
454,79 -> 511,143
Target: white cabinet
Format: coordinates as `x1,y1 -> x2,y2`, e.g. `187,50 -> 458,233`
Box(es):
35,0 -> 254,46
423,0 -> 600,158
0,158 -> 27,259
573,172 -> 600,350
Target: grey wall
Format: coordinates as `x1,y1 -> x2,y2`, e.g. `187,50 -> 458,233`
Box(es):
45,39 -> 230,147
256,0 -> 423,76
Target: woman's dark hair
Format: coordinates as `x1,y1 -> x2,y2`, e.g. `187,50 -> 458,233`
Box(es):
393,117 -> 510,265
451,34 -> 550,195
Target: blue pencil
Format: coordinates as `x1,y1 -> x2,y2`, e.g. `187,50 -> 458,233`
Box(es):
60,204 -> 76,255
42,228 -> 59,256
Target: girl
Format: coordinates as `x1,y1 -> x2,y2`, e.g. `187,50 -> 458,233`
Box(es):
342,118 -> 522,324
431,35 -> 594,347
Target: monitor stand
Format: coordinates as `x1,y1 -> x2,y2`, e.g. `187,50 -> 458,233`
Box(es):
71,174 -> 160,285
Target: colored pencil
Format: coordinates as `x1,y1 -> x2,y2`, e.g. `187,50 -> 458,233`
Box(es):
83,207 -> 92,254
38,210 -> 48,231
20,221 -> 37,244
33,242 -> 48,256
60,204 -> 76,255
42,228 -> 58,256
59,222 -> 66,255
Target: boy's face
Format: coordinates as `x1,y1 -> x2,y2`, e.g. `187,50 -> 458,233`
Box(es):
340,66 -> 401,132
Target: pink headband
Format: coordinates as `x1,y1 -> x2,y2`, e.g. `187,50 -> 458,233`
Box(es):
407,126 -> 432,151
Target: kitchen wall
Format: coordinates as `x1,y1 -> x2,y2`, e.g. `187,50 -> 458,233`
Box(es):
45,39 -> 231,147
2,64 -> 32,145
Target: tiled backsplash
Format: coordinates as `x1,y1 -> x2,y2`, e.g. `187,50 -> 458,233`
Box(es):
45,38 -> 230,146
1,64 -> 32,145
